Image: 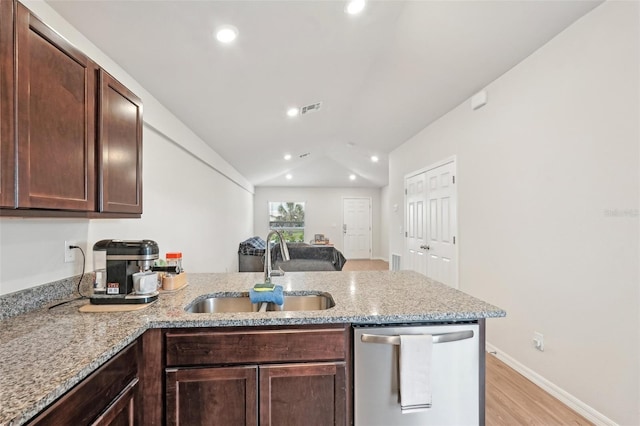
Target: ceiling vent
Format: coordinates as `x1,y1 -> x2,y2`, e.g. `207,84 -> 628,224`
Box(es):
301,102 -> 322,115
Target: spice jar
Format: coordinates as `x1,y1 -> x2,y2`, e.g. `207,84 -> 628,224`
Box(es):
166,252 -> 183,273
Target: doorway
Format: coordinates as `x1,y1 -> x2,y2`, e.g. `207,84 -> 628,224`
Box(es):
405,158 -> 458,288
342,197 -> 372,259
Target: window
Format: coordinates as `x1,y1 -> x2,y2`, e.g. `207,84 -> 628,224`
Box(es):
268,202 -> 305,242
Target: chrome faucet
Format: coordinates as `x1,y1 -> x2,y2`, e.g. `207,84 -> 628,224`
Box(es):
264,229 -> 290,283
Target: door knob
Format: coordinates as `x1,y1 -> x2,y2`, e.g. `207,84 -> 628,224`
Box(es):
420,245 -> 430,250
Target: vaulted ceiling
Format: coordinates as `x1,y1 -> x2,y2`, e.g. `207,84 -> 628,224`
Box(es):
47,0 -> 602,187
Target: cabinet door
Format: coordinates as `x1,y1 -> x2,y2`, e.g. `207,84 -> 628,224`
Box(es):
98,70 -> 143,214
259,362 -> 347,426
0,0 -> 15,208
91,378 -> 138,426
166,366 -> 258,426
15,3 -> 96,211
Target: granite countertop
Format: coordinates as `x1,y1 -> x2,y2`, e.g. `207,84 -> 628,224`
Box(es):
0,270 -> 505,425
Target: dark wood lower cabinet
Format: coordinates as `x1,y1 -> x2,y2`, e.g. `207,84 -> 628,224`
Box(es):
91,378 -> 137,426
165,362 -> 347,426
25,325 -> 350,425
27,341 -> 139,425
138,328 -> 163,426
164,324 -> 350,426
260,362 -> 347,426
166,366 -> 258,426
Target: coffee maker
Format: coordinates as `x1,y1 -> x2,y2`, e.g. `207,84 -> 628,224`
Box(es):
90,239 -> 160,305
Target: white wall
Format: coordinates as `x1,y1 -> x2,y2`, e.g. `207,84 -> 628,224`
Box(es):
254,187 -> 384,260
87,126 -> 253,274
379,185 -> 390,261
0,1 -> 254,295
388,2 -> 639,424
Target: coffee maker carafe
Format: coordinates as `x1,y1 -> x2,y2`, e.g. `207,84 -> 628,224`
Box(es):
90,239 -> 160,305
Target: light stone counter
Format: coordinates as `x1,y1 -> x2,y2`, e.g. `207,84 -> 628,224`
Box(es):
0,270 -> 505,425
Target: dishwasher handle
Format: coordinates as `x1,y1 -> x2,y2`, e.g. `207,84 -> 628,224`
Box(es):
360,330 -> 474,345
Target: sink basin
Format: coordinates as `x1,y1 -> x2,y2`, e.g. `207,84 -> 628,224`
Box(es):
186,293 -> 335,313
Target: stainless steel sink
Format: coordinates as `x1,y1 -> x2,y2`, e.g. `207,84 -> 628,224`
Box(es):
186,293 -> 335,313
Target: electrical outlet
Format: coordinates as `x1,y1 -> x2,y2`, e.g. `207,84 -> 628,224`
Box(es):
64,241 -> 77,263
533,332 -> 544,351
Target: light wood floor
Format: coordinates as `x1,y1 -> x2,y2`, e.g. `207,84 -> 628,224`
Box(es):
486,353 -> 592,425
342,259 -> 389,271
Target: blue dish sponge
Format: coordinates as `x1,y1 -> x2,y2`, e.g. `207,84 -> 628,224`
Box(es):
249,284 -> 284,305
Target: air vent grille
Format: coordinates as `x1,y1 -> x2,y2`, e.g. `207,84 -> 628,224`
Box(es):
391,254 -> 401,271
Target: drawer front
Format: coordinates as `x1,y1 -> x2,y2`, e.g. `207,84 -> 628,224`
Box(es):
166,325 -> 348,367
29,341 -> 138,425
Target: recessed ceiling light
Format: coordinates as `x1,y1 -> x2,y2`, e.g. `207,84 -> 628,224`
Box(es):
215,25 -> 238,43
345,0 -> 366,15
286,107 -> 300,117
349,174 -> 357,181
371,155 -> 379,163
284,154 -> 292,161
286,174 -> 293,180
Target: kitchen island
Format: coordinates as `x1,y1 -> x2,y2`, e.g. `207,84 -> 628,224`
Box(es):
0,270 -> 505,425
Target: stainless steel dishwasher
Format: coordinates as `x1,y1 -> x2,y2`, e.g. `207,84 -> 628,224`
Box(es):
353,322 -> 483,425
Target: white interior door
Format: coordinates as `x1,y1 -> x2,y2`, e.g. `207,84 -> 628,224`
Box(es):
343,198 -> 371,259
425,161 -> 457,288
405,173 -> 428,275
405,159 -> 457,287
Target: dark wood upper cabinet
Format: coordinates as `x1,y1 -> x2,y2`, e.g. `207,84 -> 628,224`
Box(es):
15,2 -> 97,211
99,70 -> 143,214
0,1 -> 143,217
0,0 -> 15,208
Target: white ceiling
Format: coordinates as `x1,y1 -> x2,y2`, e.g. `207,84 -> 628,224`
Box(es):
47,0 -> 601,188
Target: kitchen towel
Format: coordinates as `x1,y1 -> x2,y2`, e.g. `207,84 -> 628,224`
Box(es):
399,334 -> 433,414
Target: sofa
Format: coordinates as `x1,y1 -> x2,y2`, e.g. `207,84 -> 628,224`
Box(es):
238,238 -> 347,272
273,242 -> 347,272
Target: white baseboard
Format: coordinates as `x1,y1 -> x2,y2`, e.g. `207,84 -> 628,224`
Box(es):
485,342 -> 617,426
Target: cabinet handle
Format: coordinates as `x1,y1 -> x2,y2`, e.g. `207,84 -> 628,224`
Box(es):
360,330 -> 473,345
